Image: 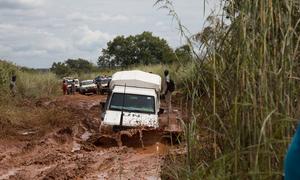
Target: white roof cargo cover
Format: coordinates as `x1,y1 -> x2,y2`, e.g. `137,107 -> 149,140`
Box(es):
110,70 -> 161,92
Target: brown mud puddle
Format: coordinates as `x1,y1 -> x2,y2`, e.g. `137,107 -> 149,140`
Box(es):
0,94 -> 182,180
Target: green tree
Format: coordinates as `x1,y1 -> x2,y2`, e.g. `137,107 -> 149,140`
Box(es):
50,58 -> 95,77
50,62 -> 71,77
98,31 -> 176,68
175,44 -> 193,64
65,58 -> 94,74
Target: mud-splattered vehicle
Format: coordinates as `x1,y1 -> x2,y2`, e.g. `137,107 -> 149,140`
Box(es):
95,76 -> 112,95
79,80 -> 97,95
99,70 -> 182,147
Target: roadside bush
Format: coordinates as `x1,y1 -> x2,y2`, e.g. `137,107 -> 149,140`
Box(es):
158,0 -> 300,179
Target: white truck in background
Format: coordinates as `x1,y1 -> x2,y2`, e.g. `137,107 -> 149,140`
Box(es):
101,70 -> 162,129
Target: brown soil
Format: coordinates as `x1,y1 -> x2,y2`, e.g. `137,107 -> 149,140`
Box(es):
0,93 -> 182,180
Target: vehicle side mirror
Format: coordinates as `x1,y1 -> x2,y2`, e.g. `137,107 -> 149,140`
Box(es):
158,108 -> 164,115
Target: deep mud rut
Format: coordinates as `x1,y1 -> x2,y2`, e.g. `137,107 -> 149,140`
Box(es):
0,94 -> 181,180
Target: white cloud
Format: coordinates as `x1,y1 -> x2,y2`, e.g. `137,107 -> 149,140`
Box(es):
0,8 -> 46,18
0,23 -> 67,54
14,49 -> 47,56
72,25 -> 113,51
66,12 -> 96,21
155,21 -> 164,26
0,0 -> 220,68
0,44 -> 13,56
67,12 -> 129,23
0,0 -> 44,9
38,36 -> 67,53
98,13 -> 129,22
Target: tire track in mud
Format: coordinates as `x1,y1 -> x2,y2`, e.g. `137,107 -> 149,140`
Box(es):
0,94 -> 173,180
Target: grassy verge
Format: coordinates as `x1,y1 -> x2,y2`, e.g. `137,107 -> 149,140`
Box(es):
16,71 -> 61,98
158,0 -> 300,179
0,60 -> 74,138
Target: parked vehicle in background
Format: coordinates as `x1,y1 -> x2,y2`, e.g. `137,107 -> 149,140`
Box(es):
79,80 -> 97,95
95,76 -> 112,94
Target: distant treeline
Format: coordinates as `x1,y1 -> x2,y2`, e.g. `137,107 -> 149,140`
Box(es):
50,31 -> 193,77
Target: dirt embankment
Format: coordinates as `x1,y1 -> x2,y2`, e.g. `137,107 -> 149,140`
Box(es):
0,94 -> 179,180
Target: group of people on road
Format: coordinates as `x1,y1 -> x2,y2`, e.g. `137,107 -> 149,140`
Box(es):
62,79 -> 76,95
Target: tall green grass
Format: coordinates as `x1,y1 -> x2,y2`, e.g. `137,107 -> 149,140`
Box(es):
0,60 -> 60,99
17,71 -> 61,98
0,60 -> 17,94
158,0 -> 300,179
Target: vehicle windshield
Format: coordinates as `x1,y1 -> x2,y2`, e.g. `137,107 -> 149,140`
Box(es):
109,93 -> 155,114
66,79 -> 79,85
81,80 -> 94,86
101,79 -> 110,84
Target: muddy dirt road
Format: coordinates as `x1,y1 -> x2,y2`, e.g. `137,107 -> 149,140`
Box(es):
0,94 -> 178,180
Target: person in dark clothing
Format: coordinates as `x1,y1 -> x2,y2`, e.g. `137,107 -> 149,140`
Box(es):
71,80 -> 76,95
10,75 -> 17,96
284,123 -> 300,179
162,70 -> 172,112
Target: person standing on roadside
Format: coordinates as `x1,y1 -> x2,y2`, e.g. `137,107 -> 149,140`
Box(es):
62,80 -> 68,95
10,75 -> 17,97
96,81 -> 101,95
162,69 -> 175,112
71,79 -> 76,95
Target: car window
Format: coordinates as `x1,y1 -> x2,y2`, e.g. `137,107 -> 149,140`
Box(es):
109,93 -> 155,114
81,81 -> 94,85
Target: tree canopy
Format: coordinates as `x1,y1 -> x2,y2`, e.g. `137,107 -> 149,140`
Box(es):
175,45 -> 193,64
97,32 -> 176,68
51,58 -> 95,77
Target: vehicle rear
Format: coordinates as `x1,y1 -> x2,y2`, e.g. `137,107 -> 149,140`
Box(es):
98,77 -> 112,94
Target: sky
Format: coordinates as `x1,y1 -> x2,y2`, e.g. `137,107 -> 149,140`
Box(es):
0,0 -> 220,68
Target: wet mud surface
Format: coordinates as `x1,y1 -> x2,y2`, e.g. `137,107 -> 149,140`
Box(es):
0,94 -> 181,180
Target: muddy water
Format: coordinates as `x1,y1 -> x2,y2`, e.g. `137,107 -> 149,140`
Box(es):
137,142 -> 169,155
0,94 -> 177,180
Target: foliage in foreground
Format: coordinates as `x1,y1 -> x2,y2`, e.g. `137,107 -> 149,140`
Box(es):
158,0 -> 300,179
